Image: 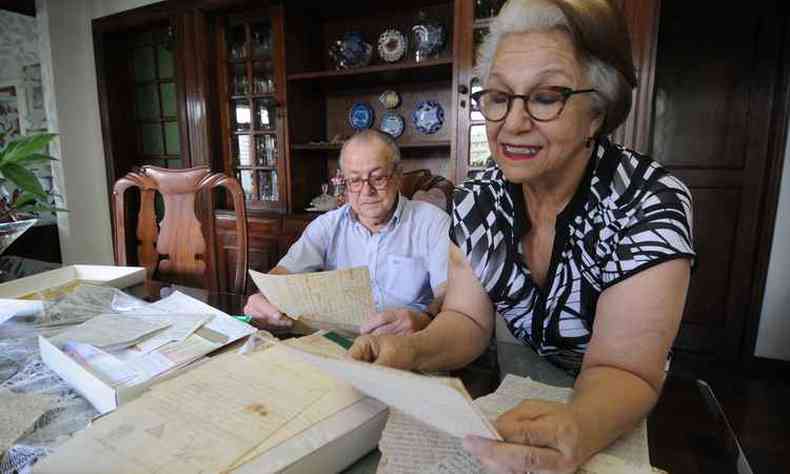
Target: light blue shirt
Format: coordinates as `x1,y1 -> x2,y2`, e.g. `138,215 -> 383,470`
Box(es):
277,195 -> 450,312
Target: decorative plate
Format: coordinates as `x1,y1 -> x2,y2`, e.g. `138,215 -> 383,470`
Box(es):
328,32 -> 373,70
349,102 -> 375,130
412,100 -> 444,134
380,112 -> 405,139
377,29 -> 408,63
379,89 -> 401,109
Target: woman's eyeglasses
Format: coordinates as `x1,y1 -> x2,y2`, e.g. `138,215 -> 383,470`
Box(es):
470,86 -> 597,122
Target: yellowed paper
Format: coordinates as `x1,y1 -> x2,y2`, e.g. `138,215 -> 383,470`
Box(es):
249,267 -> 375,329
280,343 -> 501,440
50,313 -> 170,351
33,346 -> 338,474
377,374 -> 655,474
0,389 -> 55,455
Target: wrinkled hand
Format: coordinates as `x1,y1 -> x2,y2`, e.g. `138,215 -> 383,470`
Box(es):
359,308 -> 430,335
463,400 -> 587,474
243,293 -> 293,329
347,334 -> 419,370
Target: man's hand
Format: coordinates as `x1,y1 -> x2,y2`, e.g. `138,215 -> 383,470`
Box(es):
347,334 -> 420,370
359,308 -> 431,335
243,293 -> 293,329
463,400 -> 589,474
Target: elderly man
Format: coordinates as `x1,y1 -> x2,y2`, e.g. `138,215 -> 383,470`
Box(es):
244,130 -> 450,335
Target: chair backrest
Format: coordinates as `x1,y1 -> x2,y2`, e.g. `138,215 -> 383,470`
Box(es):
399,169 -> 455,214
112,165 -> 248,294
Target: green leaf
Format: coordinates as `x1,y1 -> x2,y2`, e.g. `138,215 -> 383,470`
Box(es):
11,191 -> 39,208
3,133 -> 58,164
14,204 -> 70,213
13,153 -> 58,165
0,162 -> 47,198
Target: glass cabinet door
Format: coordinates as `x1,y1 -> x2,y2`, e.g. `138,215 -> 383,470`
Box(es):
221,14 -> 284,211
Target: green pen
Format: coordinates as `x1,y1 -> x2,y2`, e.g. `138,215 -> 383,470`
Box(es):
232,314 -> 253,324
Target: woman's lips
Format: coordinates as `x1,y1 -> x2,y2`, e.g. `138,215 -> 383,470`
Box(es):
501,143 -> 541,161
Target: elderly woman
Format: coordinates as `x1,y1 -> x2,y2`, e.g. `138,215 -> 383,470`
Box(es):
350,0 -> 694,472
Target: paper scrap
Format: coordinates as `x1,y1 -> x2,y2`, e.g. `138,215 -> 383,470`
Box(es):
0,389 -> 56,454
51,313 -> 170,351
249,267 -> 375,329
156,333 -> 223,367
147,291 -> 255,342
62,342 -> 143,387
280,343 -> 500,440
132,313 -> 214,354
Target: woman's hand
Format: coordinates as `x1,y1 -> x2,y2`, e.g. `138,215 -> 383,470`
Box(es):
347,334 -> 420,370
359,308 -> 431,335
463,400 -> 589,474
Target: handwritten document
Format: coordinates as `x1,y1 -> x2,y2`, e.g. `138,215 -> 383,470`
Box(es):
132,313 -> 214,354
33,345 -> 340,474
249,268 -> 375,330
378,374 -> 658,474
281,343 -> 500,440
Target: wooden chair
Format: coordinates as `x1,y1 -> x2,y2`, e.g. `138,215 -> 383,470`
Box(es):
112,165 -> 248,294
399,169 -> 456,214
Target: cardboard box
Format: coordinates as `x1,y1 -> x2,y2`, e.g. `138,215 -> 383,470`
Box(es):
0,264 -> 146,299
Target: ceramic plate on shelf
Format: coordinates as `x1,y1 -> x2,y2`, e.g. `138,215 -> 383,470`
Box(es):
377,29 -> 408,63
348,102 -> 374,130
412,100 -> 444,135
379,112 -> 405,139
379,89 -> 401,109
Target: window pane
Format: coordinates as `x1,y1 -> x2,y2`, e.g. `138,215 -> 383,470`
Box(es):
228,25 -> 247,60
255,134 -> 277,167
253,61 -> 275,95
469,124 -> 490,168
136,83 -> 160,120
259,170 -> 278,201
474,0 -> 504,20
238,169 -> 256,201
232,99 -> 251,131
252,22 -> 273,57
234,134 -> 252,166
164,122 -> 180,155
160,82 -> 177,117
133,46 -> 156,82
142,123 -> 164,155
230,64 -> 248,96
157,44 -> 174,78
254,98 -> 275,130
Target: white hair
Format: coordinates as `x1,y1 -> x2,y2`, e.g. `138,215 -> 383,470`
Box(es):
475,0 -> 620,121
339,129 -> 401,171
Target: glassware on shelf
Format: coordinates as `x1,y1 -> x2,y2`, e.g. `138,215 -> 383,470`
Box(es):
253,61 -> 275,95
255,135 -> 277,167
230,64 -> 248,96
232,100 -> 251,131
411,10 -> 446,63
229,25 -> 247,59
238,169 -> 256,201
252,23 -> 273,57
254,99 -> 276,130
259,171 -> 279,201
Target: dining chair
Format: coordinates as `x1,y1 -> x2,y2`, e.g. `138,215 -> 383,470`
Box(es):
112,165 -> 248,294
399,168 -> 455,214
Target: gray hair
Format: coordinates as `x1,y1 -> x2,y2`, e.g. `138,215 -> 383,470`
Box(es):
339,129 -> 402,171
475,0 -> 637,136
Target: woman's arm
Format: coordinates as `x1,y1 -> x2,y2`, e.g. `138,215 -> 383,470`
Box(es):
465,258 -> 690,473
349,244 -> 495,370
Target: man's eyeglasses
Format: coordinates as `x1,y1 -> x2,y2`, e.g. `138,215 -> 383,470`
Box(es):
344,172 -> 395,193
470,86 -> 597,122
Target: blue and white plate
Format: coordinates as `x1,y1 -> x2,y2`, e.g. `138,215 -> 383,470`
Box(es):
380,111 -> 405,138
349,102 -> 374,130
412,100 -> 444,134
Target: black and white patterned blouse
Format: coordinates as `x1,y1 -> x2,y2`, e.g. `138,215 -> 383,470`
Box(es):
450,139 -> 695,371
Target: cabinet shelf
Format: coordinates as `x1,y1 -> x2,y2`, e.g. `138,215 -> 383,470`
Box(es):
292,141 -> 450,151
287,58 -> 453,89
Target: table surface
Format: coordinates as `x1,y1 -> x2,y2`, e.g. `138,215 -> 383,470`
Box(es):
0,275 -> 769,474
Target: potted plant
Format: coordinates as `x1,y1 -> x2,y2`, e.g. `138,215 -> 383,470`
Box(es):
0,132 -> 65,256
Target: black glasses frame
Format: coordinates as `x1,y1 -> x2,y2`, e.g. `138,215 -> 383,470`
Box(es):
470,86 -> 597,122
